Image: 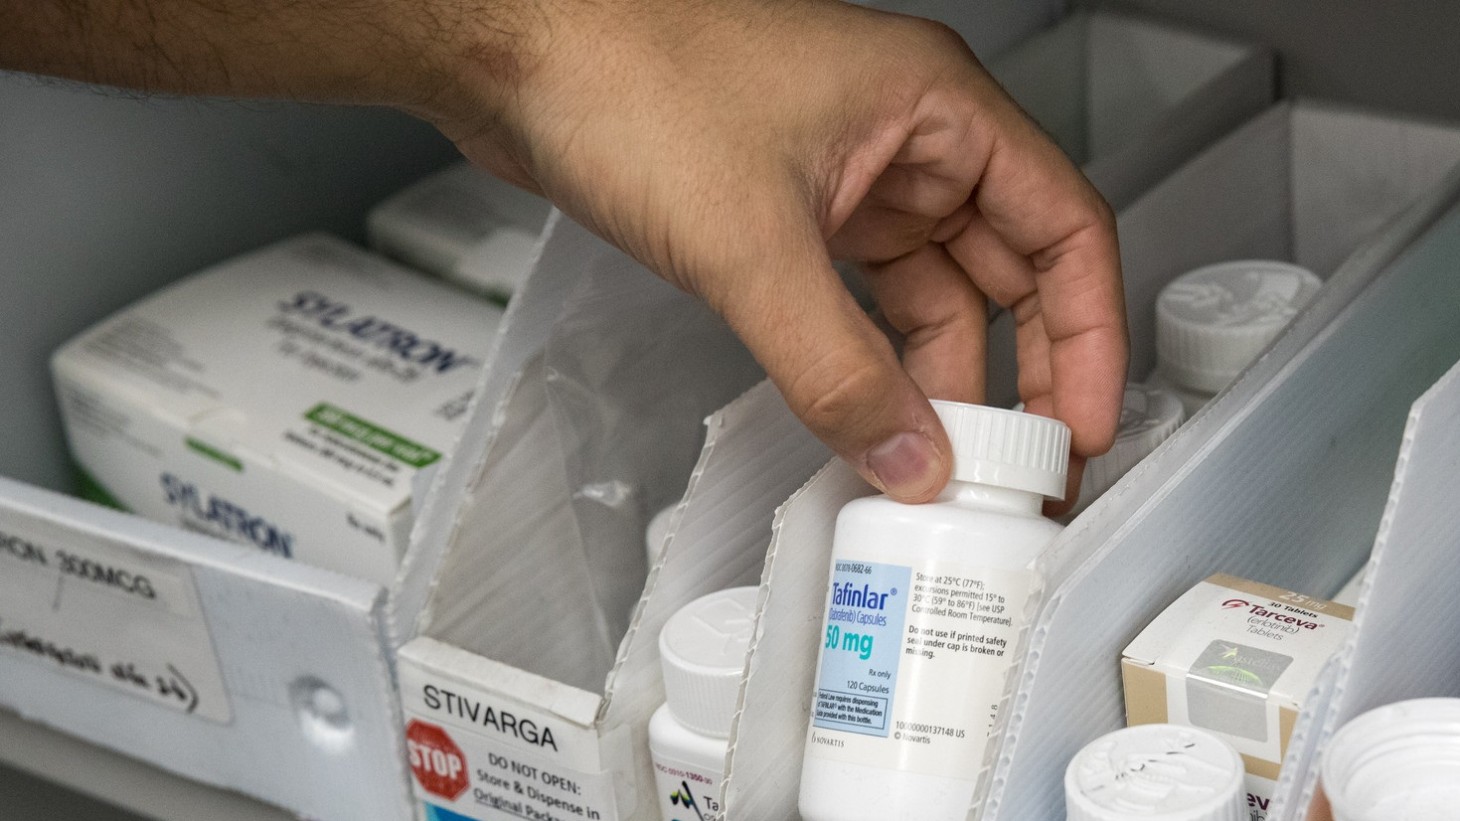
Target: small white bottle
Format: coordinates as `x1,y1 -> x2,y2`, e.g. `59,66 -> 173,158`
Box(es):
1066,724 -> 1245,821
1151,260 -> 1322,417
649,586 -> 758,821
1065,383 -> 1185,520
798,402 -> 1069,821
1322,698 -> 1460,821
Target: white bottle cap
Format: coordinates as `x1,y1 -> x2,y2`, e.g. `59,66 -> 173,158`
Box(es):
1077,384 -> 1185,508
1156,260 -> 1322,394
1065,724 -> 1245,821
929,401 -> 1070,499
1323,698 -> 1460,821
658,586 -> 759,739
645,504 -> 675,565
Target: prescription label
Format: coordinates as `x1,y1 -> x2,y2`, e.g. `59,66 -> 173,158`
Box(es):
0,515 -> 231,723
808,558 -> 1034,780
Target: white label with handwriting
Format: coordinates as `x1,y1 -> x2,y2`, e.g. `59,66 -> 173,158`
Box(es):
0,520 -> 231,723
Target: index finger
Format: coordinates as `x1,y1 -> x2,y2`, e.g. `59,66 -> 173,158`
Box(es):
950,76 -> 1128,456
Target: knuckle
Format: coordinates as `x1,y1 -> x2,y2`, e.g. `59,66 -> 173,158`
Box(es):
908,18 -> 969,54
794,357 -> 891,442
1089,193 -> 1117,232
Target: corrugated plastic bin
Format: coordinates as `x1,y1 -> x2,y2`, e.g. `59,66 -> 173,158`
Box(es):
724,101 -> 1460,821
983,106 -> 1460,821
0,73 -> 510,821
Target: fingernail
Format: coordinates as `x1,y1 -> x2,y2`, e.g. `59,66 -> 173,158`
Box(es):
866,432 -> 942,500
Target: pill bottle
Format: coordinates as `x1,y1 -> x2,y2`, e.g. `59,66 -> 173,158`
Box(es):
1322,697 -> 1460,821
1065,724 -> 1245,821
1151,260 -> 1322,416
1065,383 -> 1184,520
646,504 -> 676,566
649,586 -> 758,821
799,402 -> 1069,821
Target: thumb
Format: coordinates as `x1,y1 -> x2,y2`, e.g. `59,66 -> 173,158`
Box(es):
700,220 -> 953,503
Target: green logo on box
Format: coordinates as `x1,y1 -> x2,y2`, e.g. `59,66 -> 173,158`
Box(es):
305,402 -> 441,468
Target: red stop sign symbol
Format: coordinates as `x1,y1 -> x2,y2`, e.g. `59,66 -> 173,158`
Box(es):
406,719 -> 469,801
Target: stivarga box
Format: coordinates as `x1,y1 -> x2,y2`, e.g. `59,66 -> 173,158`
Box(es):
1122,574 -> 1353,818
51,233 -> 502,585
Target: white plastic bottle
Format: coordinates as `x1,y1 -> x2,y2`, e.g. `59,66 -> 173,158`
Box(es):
1151,260 -> 1322,416
1065,724 -> 1245,821
799,402 -> 1069,821
649,586 -> 758,821
1065,383 -> 1185,520
1322,698 -> 1460,821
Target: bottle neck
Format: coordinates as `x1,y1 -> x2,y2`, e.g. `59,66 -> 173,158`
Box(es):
938,479 -> 1045,516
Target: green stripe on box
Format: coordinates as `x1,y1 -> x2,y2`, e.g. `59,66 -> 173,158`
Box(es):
74,464 -> 130,512
305,402 -> 441,468
186,437 -> 244,472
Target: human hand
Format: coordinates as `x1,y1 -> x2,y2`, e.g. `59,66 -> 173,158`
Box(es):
0,0 -> 1126,508
428,0 -> 1127,510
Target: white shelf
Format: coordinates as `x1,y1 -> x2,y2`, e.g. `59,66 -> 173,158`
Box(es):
0,709 -> 292,821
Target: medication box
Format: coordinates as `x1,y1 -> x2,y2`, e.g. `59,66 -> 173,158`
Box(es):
51,233 -> 502,585
1122,574 -> 1353,819
367,162 -> 552,303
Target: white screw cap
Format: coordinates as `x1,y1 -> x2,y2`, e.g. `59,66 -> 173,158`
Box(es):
658,586 -> 759,739
929,401 -> 1070,499
1323,698 -> 1460,821
1156,260 -> 1321,394
1065,724 -> 1245,821
1077,384 -> 1185,508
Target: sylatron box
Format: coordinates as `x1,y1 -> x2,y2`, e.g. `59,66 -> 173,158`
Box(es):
1122,574 -> 1353,821
51,233 -> 502,585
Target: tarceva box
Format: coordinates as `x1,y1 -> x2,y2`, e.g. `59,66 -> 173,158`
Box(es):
51,233 -> 502,585
1122,574 -> 1353,821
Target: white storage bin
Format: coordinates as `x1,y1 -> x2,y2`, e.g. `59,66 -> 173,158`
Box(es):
392,214 -> 778,821
0,74 -> 525,821
989,10 -> 1274,211
724,101 -> 1460,821
984,113 -> 1460,820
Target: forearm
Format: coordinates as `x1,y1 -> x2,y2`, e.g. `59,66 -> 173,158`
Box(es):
0,0 -> 531,116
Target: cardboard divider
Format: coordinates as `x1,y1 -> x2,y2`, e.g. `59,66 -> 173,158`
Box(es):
982,10 -> 1274,407
390,211 -> 569,644
394,218 -> 810,820
408,216 -> 761,688
1269,656 -> 1344,819
396,379 -> 827,820
985,150 -> 1460,820
723,459 -> 872,818
995,102 -> 1460,411
607,381 -> 829,816
991,11 -> 1274,211
1271,337 -> 1460,819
